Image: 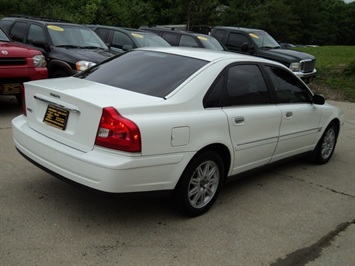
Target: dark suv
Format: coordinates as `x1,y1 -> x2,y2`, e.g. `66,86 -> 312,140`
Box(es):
0,16 -> 117,78
211,26 -> 317,82
87,25 -> 171,52
0,27 -> 47,103
140,26 -> 226,51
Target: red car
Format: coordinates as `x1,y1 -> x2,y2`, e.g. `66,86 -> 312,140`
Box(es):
0,27 -> 47,103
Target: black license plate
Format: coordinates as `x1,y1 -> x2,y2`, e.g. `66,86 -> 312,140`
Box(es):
43,105 -> 69,130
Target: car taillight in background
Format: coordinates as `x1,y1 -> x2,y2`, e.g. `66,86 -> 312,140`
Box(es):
95,107 -> 141,152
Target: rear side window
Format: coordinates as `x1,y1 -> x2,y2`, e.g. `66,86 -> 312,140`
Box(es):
76,50 -> 208,97
161,32 -> 179,45
213,29 -> 226,42
226,64 -> 270,105
10,22 -> 28,42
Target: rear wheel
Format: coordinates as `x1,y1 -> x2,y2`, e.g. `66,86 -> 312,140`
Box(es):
173,151 -> 224,217
311,122 -> 338,164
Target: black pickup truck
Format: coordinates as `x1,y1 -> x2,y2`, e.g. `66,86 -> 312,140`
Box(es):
211,26 -> 317,83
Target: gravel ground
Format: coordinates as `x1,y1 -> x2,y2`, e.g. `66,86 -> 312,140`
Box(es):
309,83 -> 351,102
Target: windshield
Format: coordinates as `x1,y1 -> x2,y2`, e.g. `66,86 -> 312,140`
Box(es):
130,32 -> 170,47
249,31 -> 280,49
197,35 -> 225,51
0,28 -> 10,42
47,25 -> 108,49
76,50 -> 208,97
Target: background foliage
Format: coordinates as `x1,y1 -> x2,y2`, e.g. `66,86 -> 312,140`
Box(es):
0,0 -> 354,45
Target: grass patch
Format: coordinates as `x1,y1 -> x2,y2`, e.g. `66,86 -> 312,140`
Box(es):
295,46 -> 355,102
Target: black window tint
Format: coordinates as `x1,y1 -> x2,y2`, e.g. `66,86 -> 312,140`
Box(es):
227,65 -> 270,106
265,66 -> 311,103
161,32 -> 178,45
76,50 -> 208,98
204,74 -> 224,108
227,33 -> 249,51
27,24 -> 46,45
179,35 -> 199,47
0,20 -> 13,32
95,28 -> 111,43
213,29 -> 226,42
10,22 -> 28,42
112,31 -> 135,48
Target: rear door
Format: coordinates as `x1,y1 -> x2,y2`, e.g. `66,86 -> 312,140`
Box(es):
217,63 -> 282,174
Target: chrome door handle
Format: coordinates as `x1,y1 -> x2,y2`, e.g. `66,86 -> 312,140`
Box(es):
234,117 -> 245,124
286,111 -> 293,118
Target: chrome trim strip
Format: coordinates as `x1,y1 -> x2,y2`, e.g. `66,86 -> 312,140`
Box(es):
34,94 -> 80,113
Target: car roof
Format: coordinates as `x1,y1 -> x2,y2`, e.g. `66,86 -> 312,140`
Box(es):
213,26 -> 263,33
87,24 -> 158,35
136,46 -> 282,65
2,15 -> 82,27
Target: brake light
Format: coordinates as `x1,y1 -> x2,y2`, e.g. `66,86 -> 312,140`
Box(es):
95,107 -> 141,152
21,84 -> 26,116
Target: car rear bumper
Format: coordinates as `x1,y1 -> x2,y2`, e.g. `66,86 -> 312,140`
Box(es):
12,115 -> 192,193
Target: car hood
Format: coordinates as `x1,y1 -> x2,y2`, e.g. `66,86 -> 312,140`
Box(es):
51,47 -> 118,64
259,48 -> 315,62
0,41 -> 42,57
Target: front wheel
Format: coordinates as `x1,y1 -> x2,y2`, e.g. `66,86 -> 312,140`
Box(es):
172,151 -> 225,217
311,122 -> 339,164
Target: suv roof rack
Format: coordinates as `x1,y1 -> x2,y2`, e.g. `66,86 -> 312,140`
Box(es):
7,14 -> 73,23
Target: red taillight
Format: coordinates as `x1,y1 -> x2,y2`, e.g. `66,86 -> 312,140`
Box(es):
21,84 -> 26,116
95,107 -> 141,152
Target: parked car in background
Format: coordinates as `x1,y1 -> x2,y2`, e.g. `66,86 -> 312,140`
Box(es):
0,27 -> 47,103
211,26 -> 317,83
87,25 -> 171,52
140,26 -> 226,51
0,15 -> 117,78
12,47 -> 343,216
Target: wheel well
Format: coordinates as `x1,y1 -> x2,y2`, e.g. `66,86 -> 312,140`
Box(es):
194,144 -> 231,179
329,119 -> 340,135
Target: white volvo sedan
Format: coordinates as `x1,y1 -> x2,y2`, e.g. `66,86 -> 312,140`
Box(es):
12,47 -> 344,216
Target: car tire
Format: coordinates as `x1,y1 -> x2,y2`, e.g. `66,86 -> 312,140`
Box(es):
172,151 -> 224,217
311,122 -> 338,165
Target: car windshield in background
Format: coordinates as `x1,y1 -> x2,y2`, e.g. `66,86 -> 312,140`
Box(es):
0,28 -> 10,42
249,31 -> 281,49
47,25 -> 107,49
76,50 -> 208,97
197,35 -> 225,51
130,32 -> 170,47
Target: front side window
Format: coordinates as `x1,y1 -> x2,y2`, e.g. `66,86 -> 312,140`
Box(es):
226,64 -> 270,106
112,31 -> 135,48
227,33 -> 249,51
265,66 -> 311,103
76,50 -> 208,98
27,24 -> 46,44
179,35 -> 199,47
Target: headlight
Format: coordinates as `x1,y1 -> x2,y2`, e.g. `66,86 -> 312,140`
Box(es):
33,55 -> 46,68
289,62 -> 300,72
76,61 -> 96,71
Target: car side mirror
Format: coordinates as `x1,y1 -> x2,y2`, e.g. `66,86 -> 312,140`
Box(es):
313,94 -> 325,105
122,44 -> 133,51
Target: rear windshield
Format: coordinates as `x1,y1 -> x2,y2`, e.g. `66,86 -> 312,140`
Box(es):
76,50 -> 208,97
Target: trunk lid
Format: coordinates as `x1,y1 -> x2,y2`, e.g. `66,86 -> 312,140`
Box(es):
24,77 -> 163,152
